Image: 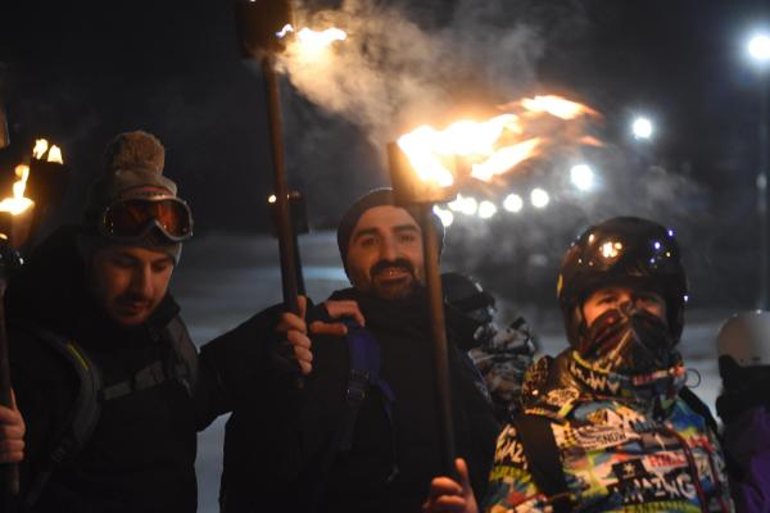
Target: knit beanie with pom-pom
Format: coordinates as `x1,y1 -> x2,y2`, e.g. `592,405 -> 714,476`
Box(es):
80,131 -> 188,263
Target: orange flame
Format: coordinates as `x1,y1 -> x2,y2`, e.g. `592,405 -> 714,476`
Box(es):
277,24 -> 346,53
0,165 -> 34,215
518,95 -> 599,120
397,95 -> 598,188
32,138 -> 65,164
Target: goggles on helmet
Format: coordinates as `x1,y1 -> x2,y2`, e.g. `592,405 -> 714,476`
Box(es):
100,196 -> 193,242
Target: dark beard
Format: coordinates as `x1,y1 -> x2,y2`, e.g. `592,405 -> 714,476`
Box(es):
580,309 -> 676,375
369,258 -> 419,300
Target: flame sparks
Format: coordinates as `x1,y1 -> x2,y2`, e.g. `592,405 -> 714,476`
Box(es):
47,145 -> 63,164
32,138 -> 65,163
277,24 -> 347,53
32,139 -> 49,160
396,95 -> 598,189
519,95 -> 598,120
0,165 -> 34,215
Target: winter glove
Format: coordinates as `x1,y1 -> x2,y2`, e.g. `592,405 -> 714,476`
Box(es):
468,316 -> 537,416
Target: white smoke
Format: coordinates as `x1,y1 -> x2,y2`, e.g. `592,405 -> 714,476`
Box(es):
278,0 -> 546,147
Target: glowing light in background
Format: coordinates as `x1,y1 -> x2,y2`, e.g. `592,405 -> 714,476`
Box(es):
570,164 -> 595,191
530,188 -> 550,209
448,194 -> 479,216
433,205 -> 454,227
632,117 -> 654,140
477,200 -> 498,219
748,33 -> 770,62
503,193 -> 524,213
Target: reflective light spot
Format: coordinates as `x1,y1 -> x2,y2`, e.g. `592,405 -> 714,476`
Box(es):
601,240 -> 622,259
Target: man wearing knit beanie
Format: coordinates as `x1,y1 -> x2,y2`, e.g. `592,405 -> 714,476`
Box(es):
0,130 -> 240,513
335,187 -> 444,300
218,188 -> 499,513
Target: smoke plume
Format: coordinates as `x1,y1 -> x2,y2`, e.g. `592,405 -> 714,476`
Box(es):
279,0 -> 547,147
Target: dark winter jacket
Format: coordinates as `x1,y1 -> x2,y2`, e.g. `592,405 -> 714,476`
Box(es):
722,406 -> 770,512
216,287 -> 501,513
485,350 -> 734,512
6,226 -> 230,513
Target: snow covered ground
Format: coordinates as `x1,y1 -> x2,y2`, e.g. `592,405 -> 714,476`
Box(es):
175,231 -> 730,513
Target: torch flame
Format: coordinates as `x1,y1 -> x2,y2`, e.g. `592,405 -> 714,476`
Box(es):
470,138 -> 542,182
32,139 -> 49,160
397,94 -> 598,189
520,95 -> 598,120
31,138 -> 65,163
47,145 -> 64,164
277,24 -> 347,52
0,165 -> 34,215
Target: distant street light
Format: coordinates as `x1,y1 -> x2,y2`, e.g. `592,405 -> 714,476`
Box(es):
747,31 -> 770,308
632,117 -> 654,140
530,188 -> 550,208
748,33 -> 770,62
503,193 -> 524,213
478,200 -> 497,219
570,164 -> 595,191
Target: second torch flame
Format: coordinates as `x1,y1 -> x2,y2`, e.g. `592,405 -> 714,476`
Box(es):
277,24 -> 347,50
396,95 -> 598,188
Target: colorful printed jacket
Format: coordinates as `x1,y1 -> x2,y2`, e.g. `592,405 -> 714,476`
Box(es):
485,350 -> 735,512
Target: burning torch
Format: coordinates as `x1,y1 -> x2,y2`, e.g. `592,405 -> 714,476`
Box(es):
234,1 -> 346,309
388,95 -> 599,474
0,139 -> 65,497
235,0 -> 301,316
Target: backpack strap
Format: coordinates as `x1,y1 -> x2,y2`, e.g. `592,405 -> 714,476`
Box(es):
164,316 -> 198,396
510,412 -> 573,513
311,323 -> 398,510
335,324 -> 395,453
19,326 -> 102,510
679,386 -> 719,437
98,316 -> 198,402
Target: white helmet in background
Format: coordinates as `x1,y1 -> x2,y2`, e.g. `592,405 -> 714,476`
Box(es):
717,310 -> 770,367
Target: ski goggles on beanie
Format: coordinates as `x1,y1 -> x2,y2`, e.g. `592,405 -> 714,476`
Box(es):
100,196 -> 193,243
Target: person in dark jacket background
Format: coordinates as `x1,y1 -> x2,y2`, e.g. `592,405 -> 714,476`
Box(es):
217,188 -> 500,513
0,131 -> 241,512
716,310 -> 770,513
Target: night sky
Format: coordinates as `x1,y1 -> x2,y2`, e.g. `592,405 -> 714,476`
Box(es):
2,0 -> 769,307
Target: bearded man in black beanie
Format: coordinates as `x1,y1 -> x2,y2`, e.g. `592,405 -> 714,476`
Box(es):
0,131 -> 270,513
217,188 -> 500,513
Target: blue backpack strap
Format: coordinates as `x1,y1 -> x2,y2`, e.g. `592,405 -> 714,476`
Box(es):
336,323 -> 395,453
311,322 -> 398,510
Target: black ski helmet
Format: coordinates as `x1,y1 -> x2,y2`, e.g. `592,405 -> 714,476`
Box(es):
556,216 -> 688,348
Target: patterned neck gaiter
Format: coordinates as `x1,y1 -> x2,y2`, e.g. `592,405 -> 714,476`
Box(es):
579,307 -> 677,376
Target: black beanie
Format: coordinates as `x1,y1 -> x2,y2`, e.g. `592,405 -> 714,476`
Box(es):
336,188 -> 445,273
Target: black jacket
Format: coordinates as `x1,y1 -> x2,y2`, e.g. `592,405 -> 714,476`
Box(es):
217,287 -> 500,513
6,227 -> 229,513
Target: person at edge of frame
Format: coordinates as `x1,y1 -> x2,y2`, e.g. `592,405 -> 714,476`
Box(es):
0,130 -> 357,512
715,310 -> 770,512
214,188 -> 501,513
424,216 -> 735,513
441,271 -> 538,421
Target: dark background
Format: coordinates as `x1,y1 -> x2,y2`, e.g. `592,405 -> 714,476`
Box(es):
1,0 -> 769,309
